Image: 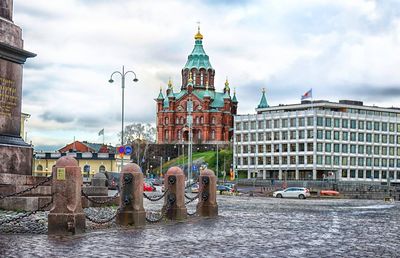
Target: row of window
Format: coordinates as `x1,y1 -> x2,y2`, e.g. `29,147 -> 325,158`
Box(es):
164,130 -> 216,141
236,117 -> 400,132
236,131 -> 400,144
163,116 -> 218,125
238,156 -> 400,168
342,169 -> 400,180
237,143 -> 400,156
36,164 -> 106,173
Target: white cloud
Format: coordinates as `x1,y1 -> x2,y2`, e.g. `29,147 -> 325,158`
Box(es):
11,0 -> 400,148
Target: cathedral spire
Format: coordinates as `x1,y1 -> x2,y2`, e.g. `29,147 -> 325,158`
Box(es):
232,88 -> 238,103
194,22 -> 203,40
257,88 -> 269,108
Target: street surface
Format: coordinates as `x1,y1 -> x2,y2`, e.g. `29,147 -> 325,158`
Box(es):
0,196 -> 398,257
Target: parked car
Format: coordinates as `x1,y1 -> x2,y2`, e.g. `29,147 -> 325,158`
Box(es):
320,190 -> 340,196
273,187 -> 310,199
217,185 -> 233,194
106,172 -> 120,190
144,182 -> 155,192
191,183 -> 199,193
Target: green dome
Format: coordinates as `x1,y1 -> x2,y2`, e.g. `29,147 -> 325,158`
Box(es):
184,39 -> 213,70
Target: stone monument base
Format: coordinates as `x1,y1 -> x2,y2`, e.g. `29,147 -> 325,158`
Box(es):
0,139 -> 33,175
48,213 -> 86,235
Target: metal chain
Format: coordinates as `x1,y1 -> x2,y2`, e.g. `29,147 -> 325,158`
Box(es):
185,193 -> 199,205
187,209 -> 197,217
185,193 -> 199,216
146,194 -> 175,223
0,176 -> 52,200
143,189 -> 168,202
81,188 -> 120,205
145,200 -> 171,223
185,181 -> 198,189
83,177 -> 134,224
85,207 -> 121,224
0,197 -> 53,226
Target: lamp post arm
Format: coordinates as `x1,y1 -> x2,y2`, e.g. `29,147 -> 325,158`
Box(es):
124,70 -> 138,79
109,71 -> 123,80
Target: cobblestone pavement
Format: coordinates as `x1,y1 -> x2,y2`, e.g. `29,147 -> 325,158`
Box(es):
0,197 -> 399,257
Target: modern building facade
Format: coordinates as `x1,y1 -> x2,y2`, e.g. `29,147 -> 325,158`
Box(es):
155,28 -> 238,144
234,91 -> 400,182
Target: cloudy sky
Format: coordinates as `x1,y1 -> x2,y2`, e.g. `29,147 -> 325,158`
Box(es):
13,0 -> 400,150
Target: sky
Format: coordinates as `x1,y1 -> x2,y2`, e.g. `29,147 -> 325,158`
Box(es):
12,0 -> 400,151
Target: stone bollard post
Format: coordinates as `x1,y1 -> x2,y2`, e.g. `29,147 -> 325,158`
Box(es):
197,169 -> 218,217
48,156 -> 86,235
116,163 -> 145,227
162,167 -> 187,220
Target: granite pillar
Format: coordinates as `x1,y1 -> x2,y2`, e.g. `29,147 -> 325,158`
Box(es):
116,163 -> 146,227
162,167 -> 187,220
197,169 -> 218,217
48,156 -> 86,235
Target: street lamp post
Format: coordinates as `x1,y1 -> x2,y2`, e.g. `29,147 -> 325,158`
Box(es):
108,66 -> 138,172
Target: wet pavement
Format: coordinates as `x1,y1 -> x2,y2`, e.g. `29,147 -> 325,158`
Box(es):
0,196 -> 399,257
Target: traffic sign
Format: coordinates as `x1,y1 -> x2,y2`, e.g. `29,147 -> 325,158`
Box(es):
117,146 -> 125,154
125,146 -> 132,155
192,165 -> 197,171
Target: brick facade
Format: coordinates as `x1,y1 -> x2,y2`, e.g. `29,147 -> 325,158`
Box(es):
155,29 -> 238,144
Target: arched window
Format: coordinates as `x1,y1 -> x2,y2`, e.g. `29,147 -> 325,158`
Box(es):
192,71 -> 196,84
178,130 -> 182,140
196,117 -> 199,124
211,117 -> 216,124
212,130 -> 215,140
200,117 -> 204,124
176,117 -> 179,124
165,117 -> 169,125
84,165 -> 90,173
37,165 -> 43,171
180,117 -> 184,124
200,73 -> 204,86
99,165 -> 106,173
165,130 -> 169,140
198,131 -> 202,140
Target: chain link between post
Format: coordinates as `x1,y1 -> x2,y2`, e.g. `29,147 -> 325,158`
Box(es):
0,176 -> 52,200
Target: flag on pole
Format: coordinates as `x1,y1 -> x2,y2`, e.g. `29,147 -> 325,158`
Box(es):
301,89 -> 312,100
98,128 -> 104,136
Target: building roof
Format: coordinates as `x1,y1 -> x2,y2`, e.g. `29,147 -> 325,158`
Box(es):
232,90 -> 238,103
184,28 -> 213,70
58,141 -> 114,153
156,89 -> 164,100
257,89 -> 269,108
254,99 -> 400,117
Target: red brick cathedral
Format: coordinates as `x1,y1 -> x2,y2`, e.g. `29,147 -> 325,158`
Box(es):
155,28 -> 238,144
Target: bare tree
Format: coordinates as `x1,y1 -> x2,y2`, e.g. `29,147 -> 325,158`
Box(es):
119,123 -> 156,144
118,123 -> 156,165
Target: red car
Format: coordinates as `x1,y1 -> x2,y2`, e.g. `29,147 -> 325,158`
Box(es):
143,182 -> 155,192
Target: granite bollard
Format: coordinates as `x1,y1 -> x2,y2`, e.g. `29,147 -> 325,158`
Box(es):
48,156 -> 85,234
197,169 -> 218,217
116,163 -> 145,227
162,167 -> 187,220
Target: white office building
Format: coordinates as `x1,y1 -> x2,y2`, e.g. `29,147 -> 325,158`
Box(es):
233,90 -> 400,182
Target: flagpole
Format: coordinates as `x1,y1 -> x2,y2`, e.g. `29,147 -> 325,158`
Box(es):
103,129 -> 105,145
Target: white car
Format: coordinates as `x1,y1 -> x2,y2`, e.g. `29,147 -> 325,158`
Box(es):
273,187 -> 310,199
